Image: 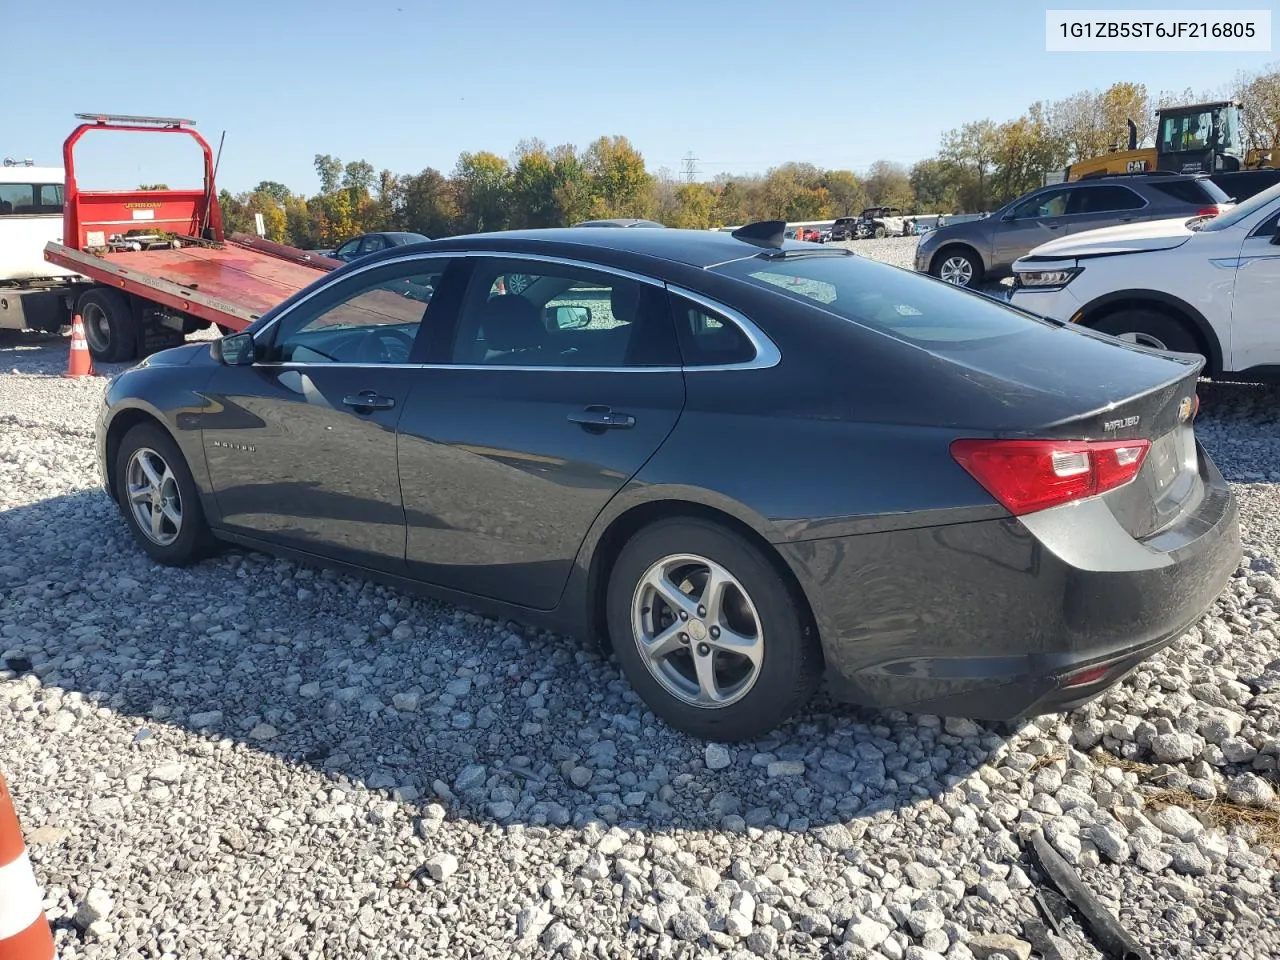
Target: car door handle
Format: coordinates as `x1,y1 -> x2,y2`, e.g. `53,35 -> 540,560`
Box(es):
343,391 -> 396,413
568,406 -> 635,430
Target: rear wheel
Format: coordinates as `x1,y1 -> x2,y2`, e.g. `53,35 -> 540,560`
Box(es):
114,423 -> 215,565
78,288 -> 137,362
873,225 -> 887,239
1091,309 -> 1202,357
932,248 -> 983,288
606,518 -> 823,742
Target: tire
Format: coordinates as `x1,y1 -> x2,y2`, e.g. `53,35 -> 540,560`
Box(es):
873,225 -> 886,239
1091,309 -> 1202,357
605,518 -> 823,742
931,248 -> 983,288
78,288 -> 138,362
114,422 -> 215,565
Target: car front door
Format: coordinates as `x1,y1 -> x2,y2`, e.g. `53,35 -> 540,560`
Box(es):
1064,184 -> 1148,233
332,238 -> 362,262
992,188 -> 1073,272
1228,209 -> 1280,371
395,255 -> 686,609
200,255 -> 456,572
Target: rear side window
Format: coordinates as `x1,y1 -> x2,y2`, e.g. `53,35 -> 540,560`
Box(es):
712,254 -> 1051,347
1150,179 -> 1230,205
669,295 -> 756,366
1068,185 -> 1145,214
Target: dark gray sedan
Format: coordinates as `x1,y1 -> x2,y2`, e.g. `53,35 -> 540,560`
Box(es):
914,174 -> 1231,288
96,223 -> 1239,741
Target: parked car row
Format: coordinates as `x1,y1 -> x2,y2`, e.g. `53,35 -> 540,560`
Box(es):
914,172 -> 1232,288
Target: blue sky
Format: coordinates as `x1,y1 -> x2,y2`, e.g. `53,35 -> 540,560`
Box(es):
10,0 -> 1276,193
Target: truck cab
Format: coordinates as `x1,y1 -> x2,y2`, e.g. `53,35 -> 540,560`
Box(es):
1155,101 -> 1245,175
0,160 -> 80,331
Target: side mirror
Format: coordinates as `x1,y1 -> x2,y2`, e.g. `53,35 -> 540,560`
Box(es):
213,331 -> 256,366
549,305 -> 591,330
1001,212 -> 1017,222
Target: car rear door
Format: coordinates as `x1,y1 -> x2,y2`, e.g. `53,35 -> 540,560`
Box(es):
1064,184 -> 1148,233
201,254 -> 457,573
395,254 -> 686,610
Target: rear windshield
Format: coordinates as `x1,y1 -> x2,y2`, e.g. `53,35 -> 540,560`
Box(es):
1150,178 -> 1230,205
711,253 -> 1052,347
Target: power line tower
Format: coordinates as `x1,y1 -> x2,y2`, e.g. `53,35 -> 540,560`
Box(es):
681,151 -> 699,183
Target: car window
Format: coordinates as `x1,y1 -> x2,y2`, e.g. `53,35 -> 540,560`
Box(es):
38,184 -> 63,213
712,254 -> 1053,347
1150,179 -> 1229,205
1250,210 -> 1280,239
669,295 -> 757,367
1068,185 -> 1145,215
334,239 -> 360,258
266,262 -> 446,364
0,183 -> 35,215
358,235 -> 388,255
1010,189 -> 1069,219
451,259 -> 678,368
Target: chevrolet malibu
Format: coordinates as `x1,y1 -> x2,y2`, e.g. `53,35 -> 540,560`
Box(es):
96,222 -> 1241,742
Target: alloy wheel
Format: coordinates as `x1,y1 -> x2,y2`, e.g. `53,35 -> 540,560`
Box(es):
939,256 -> 974,286
125,447 -> 183,546
630,553 -> 764,708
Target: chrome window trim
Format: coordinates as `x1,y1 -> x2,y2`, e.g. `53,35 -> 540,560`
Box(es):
249,250 -> 782,374
665,284 -> 781,371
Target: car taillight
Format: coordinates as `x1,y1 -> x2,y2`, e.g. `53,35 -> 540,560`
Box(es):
950,438 -> 1151,516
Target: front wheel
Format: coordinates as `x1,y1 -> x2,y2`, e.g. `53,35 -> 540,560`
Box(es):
1091,310 -> 1202,357
114,423 -> 215,565
606,518 -> 822,742
931,249 -> 983,288
873,225 -> 886,239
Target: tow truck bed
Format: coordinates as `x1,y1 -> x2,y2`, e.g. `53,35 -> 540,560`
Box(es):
44,235 -> 338,331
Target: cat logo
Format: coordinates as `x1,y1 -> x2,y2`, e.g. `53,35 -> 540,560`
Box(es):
1125,160 -> 1149,173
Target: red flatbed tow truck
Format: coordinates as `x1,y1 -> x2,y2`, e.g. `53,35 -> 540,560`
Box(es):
41,114 -> 343,362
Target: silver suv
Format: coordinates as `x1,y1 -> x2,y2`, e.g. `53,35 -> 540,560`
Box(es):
913,173 -> 1232,288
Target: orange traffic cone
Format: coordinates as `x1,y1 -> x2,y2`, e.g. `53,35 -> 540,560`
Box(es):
0,775 -> 56,960
64,314 -> 96,378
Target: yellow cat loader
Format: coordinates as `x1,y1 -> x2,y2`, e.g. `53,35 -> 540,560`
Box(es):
1065,100 -> 1276,181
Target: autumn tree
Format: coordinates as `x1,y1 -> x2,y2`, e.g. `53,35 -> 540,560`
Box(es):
1235,64 -> 1280,152
820,170 -> 866,216
862,160 -> 914,210
398,167 -> 458,237
453,151 -> 511,232
583,135 -> 651,218
940,120 -> 999,210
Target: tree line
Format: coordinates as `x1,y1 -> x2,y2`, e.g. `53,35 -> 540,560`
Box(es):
216,64 -> 1279,248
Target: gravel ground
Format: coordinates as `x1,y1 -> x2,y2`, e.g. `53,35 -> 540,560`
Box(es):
3,244 -> 1280,960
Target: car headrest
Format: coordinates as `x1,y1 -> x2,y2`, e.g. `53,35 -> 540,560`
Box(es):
610,281 -> 642,324
482,295 -> 547,352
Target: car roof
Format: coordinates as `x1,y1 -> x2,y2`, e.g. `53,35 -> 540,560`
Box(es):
374,226 -> 821,269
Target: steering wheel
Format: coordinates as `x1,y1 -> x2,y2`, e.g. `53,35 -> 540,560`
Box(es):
356,327 -> 416,363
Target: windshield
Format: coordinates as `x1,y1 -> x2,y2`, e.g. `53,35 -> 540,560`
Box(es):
711,254 -> 1052,347
1160,110 -> 1214,153
1197,181 -> 1280,232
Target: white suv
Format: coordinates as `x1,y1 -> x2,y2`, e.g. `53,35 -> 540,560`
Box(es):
1008,183 -> 1280,381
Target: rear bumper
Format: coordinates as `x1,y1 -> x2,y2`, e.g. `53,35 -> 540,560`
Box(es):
784,443 -> 1241,720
